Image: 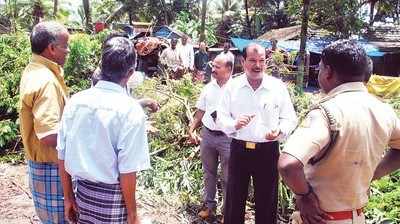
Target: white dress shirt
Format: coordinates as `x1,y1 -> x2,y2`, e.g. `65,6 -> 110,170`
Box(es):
179,43 -> 194,69
57,81 -> 151,184
217,74 -> 298,142
196,79 -> 230,131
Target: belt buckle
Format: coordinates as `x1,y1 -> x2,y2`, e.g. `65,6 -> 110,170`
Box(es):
245,142 -> 256,150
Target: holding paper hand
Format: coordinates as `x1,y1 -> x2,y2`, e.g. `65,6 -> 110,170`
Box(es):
234,114 -> 255,130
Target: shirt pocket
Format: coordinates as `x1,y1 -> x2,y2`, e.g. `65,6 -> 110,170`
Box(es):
259,100 -> 280,126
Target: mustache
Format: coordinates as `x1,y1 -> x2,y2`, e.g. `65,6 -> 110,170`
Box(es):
251,68 -> 262,72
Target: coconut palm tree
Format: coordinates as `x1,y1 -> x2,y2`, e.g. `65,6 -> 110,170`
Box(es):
199,0 -> 207,41
296,0 -> 310,90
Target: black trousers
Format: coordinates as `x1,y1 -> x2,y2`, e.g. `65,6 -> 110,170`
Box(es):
224,139 -> 279,224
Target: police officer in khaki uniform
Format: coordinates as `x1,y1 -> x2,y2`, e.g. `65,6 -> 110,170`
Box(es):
278,40 -> 400,224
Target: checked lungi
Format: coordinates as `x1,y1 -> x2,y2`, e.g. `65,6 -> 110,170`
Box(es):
76,179 -> 128,224
28,160 -> 67,224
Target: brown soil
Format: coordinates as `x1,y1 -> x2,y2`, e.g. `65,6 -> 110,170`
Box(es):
0,162 -> 261,224
0,162 -> 185,224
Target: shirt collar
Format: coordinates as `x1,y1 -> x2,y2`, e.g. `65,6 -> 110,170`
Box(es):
211,77 -> 231,88
326,82 -> 367,97
32,54 -> 62,77
95,80 -> 127,94
239,74 -> 273,91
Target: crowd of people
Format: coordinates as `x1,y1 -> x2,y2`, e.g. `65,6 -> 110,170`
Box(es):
18,20 -> 400,224
159,36 -> 235,82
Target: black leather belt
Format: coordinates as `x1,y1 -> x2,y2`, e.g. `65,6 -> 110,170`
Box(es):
204,126 -> 225,136
232,139 -> 276,150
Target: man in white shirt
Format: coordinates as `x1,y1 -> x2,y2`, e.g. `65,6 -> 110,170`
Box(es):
188,54 -> 233,221
179,35 -> 195,71
57,36 -> 150,224
160,38 -> 184,78
218,42 -> 235,67
217,43 -> 297,224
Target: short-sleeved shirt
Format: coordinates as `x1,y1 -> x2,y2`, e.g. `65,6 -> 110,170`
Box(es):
57,81 -> 151,184
19,54 -> 68,162
283,82 -> 400,212
217,74 -> 298,142
178,44 -> 195,69
196,79 -> 230,131
160,47 -> 181,70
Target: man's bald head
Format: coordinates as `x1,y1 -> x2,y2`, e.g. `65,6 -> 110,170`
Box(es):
243,43 -> 266,59
214,54 -> 233,71
212,54 -> 232,81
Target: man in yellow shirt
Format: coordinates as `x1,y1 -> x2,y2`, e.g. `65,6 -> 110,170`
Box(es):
19,21 -> 70,224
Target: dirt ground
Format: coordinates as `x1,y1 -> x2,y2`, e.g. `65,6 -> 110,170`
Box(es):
0,162 -> 261,224
0,162 -> 187,224
0,163 -> 39,224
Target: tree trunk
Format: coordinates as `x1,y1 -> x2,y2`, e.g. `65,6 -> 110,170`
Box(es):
199,0 -> 207,42
396,0 -> 400,24
82,0 -> 92,32
160,0 -> 170,25
369,0 -> 376,26
244,0 -> 252,38
105,4 -> 127,25
128,10 -> 133,25
53,0 -> 58,17
296,0 -> 310,90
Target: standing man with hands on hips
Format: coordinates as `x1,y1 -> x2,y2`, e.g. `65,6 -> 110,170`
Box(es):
217,43 -> 298,224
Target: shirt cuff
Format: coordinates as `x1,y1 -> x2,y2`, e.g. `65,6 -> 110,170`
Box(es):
36,129 -> 58,140
222,120 -> 237,135
57,146 -> 65,160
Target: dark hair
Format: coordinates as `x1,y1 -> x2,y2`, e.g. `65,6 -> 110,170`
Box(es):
91,67 -> 102,86
30,21 -> 67,54
321,40 -> 368,82
225,60 -> 233,71
100,36 -> 136,83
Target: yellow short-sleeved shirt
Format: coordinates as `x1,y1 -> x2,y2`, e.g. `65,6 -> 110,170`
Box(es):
19,54 -> 68,162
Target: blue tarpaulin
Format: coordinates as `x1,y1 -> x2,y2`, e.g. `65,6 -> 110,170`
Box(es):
230,37 -> 385,57
153,26 -> 183,40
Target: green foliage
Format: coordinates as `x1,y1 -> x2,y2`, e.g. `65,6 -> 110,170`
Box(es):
172,11 -> 218,46
0,119 -> 19,149
286,83 -> 313,120
366,171 -> 400,223
64,31 -> 111,94
134,75 -> 204,204
0,0 -> 54,32
0,33 -> 30,152
286,0 -> 364,38
0,31 -> 107,154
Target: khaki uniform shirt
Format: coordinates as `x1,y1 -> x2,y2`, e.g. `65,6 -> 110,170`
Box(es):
283,82 -> 400,212
19,54 -> 68,162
